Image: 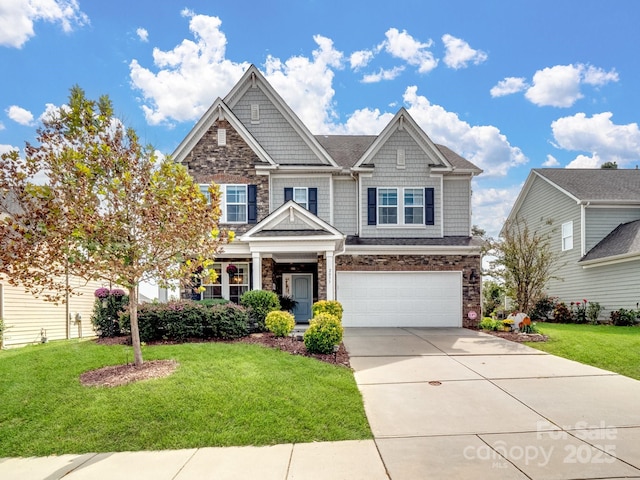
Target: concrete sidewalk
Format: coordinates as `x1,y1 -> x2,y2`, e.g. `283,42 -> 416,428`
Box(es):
345,327 -> 640,479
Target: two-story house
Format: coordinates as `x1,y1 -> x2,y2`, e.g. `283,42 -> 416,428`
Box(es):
172,65 -> 483,327
505,168 -> 640,317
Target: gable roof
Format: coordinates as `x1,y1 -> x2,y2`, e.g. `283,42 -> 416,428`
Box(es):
534,168 -> 640,203
580,219 -> 640,265
171,97 -> 276,166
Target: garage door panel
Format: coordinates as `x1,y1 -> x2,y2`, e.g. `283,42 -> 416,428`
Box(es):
336,272 -> 462,328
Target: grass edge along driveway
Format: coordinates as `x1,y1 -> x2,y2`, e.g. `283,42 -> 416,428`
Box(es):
526,323 -> 640,380
0,339 -> 372,457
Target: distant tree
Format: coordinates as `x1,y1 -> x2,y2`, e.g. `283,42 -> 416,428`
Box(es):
471,225 -> 486,237
484,218 -> 560,313
601,161 -> 618,169
482,280 -> 505,316
0,86 -> 229,366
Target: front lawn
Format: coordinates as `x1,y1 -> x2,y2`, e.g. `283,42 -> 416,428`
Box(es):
0,339 -> 371,457
525,323 -> 640,380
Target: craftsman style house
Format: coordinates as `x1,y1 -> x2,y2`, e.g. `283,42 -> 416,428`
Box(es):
173,65 -> 483,327
506,168 -> 640,317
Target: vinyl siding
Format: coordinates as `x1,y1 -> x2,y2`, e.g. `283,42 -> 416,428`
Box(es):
585,207 -> 640,252
232,88 -> 322,165
360,129 -> 442,238
333,178 -> 357,235
270,176 -> 331,222
1,276 -> 103,348
516,175 -> 639,315
443,178 -> 471,236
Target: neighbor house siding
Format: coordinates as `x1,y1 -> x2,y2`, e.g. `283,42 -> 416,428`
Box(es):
333,178 -> 357,235
360,129 -> 442,238
232,87 -> 321,165
270,176 -> 331,222
443,178 -> 471,236
585,207 -> 640,253
1,277 -> 102,348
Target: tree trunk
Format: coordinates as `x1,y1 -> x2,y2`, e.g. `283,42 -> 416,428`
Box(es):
128,286 -> 144,367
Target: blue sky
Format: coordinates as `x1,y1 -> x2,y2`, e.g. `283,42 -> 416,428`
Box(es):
2,0 -> 640,236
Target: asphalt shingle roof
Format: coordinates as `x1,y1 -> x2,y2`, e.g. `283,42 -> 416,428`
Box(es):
346,236 -> 484,247
580,219 -> 640,263
534,168 -> 640,202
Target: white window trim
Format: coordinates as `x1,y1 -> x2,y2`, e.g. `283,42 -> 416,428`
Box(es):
562,221 -> 574,251
376,187 -> 427,227
201,262 -> 249,301
293,187 -> 309,209
377,188 -> 399,225
221,184 -> 248,224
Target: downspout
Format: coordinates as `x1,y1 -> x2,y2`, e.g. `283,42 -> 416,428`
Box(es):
351,171 -> 359,236
581,202 -> 590,257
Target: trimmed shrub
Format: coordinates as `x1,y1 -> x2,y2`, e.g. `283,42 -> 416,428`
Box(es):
91,289 -> 129,338
240,290 -> 281,331
528,296 -> 557,321
207,303 -> 249,339
479,317 -> 498,331
197,298 -> 230,307
265,311 -> 296,337
610,308 -> 637,326
311,300 -> 343,321
304,313 -> 343,354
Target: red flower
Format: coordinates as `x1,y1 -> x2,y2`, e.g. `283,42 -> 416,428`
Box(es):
583,299 -> 587,304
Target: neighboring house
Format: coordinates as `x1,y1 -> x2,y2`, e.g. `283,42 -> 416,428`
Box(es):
172,65 -> 483,327
506,168 -> 640,317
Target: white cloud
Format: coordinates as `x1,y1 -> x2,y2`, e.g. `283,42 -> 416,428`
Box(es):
582,65 -> 619,86
551,111 -> 640,167
6,105 -> 34,125
543,154 -> 560,167
38,102 -> 63,123
350,49 -> 374,70
525,64 -> 584,107
441,34 -> 487,69
566,153 -> 600,169
0,144 -> 18,154
334,108 -> 395,135
0,0 -> 88,48
472,183 -> 523,238
402,86 -> 528,177
383,28 -> 438,73
361,66 -> 405,83
490,77 -> 528,97
136,27 -> 149,42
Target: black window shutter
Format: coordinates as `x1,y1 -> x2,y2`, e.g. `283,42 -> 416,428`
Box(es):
367,188 -> 377,225
425,187 -> 435,225
284,187 -> 293,202
248,184 -> 257,224
308,188 -> 318,215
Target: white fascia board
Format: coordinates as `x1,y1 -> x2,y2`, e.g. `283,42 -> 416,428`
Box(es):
580,252 -> 640,268
249,240 -> 343,254
217,242 -> 251,256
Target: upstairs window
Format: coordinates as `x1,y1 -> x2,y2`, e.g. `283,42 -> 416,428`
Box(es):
225,185 -> 247,223
404,188 -> 424,224
562,221 -> 573,251
284,187 -> 318,215
378,188 -> 398,224
368,187 -> 434,226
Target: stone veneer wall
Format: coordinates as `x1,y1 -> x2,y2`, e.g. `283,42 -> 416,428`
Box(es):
182,119 -> 269,235
336,254 -> 482,327
317,255 -> 326,302
261,258 -> 275,292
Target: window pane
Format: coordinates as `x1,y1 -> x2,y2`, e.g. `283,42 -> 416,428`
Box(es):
227,186 -> 246,203
378,189 -> 398,224
379,189 -> 397,206
404,189 -> 423,206
294,188 -> 308,208
227,205 -> 247,222
199,184 -> 211,204
405,207 -> 423,224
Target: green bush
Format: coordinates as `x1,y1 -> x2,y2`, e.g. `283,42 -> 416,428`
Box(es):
610,308 -> 637,326
586,301 -> 603,324
196,298 -> 230,307
207,303 -> 249,339
304,313 -> 343,354
552,302 -> 573,323
311,300 -> 343,321
240,290 -> 281,331
90,289 -> 130,338
265,311 -> 296,337
479,317 -> 498,331
528,296 -> 557,321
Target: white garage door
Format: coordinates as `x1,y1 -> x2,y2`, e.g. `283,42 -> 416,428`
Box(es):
336,271 -> 462,327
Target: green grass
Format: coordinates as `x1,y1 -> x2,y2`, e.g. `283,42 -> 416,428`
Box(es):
526,323 -> 640,380
0,339 -> 371,456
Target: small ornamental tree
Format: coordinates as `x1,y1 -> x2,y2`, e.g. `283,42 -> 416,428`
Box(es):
0,86 -> 229,366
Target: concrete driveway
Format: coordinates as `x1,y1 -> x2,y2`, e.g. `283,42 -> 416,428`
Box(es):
344,327 -> 640,479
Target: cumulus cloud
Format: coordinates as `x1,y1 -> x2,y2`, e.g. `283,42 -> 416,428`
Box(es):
383,28 -> 438,73
582,65 -> 619,86
136,27 -> 149,42
361,66 -> 405,83
551,111 -> 640,167
350,49 -> 375,70
490,77 -> 528,97
0,144 -> 18,154
6,105 -> 34,125
0,0 -> 88,48
472,183 -> 524,238
566,154 -> 600,169
441,34 -> 487,69
543,154 -> 560,167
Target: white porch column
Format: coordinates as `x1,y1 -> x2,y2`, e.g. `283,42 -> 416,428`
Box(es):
325,251 -> 335,300
252,252 -> 262,291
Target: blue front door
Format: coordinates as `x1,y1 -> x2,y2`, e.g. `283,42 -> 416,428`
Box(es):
291,274 -> 313,322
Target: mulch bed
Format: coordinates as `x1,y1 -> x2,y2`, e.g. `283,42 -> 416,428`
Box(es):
79,359 -> 178,387
483,330 -> 549,342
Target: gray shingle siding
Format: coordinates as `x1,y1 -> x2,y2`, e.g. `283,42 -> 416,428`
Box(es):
585,207 -> 640,252
271,176 -> 331,222
443,178 -> 471,236
333,178 -> 357,235
233,88 -> 321,165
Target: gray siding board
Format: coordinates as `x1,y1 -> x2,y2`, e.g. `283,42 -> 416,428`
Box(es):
443,179 -> 471,236
232,88 -> 322,165
516,175 -> 639,314
271,176 -> 331,223
585,207 -> 640,252
333,178 -> 357,235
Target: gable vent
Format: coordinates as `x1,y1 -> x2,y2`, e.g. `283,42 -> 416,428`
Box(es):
251,104 -> 260,123
396,148 -> 406,169
217,128 -> 227,146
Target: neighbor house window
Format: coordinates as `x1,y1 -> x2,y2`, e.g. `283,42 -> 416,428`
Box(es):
403,188 -> 424,224
199,184 -> 211,204
378,188 -> 398,224
562,221 -> 573,251
225,185 -> 247,223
